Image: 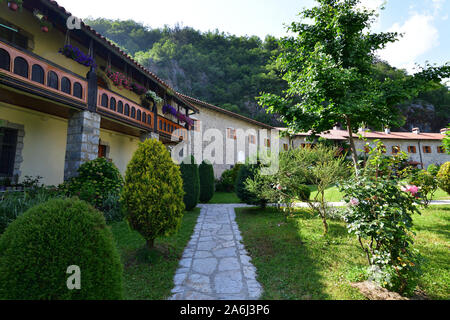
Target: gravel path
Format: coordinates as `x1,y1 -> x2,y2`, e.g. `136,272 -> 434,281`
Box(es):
169,204 -> 262,300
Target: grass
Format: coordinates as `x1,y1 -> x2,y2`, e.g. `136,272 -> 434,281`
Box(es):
306,185 -> 449,202
235,205 -> 450,300
110,208 -> 200,300
207,192 -> 241,204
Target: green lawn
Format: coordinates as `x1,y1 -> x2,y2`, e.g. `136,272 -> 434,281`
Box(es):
110,208 -> 200,300
306,185 -> 449,202
235,205 -> 450,300
207,192 -> 241,204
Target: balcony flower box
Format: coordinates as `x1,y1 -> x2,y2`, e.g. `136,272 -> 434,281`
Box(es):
59,44 -> 96,68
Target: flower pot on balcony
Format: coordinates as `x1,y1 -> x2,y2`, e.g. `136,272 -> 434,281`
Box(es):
8,2 -> 19,11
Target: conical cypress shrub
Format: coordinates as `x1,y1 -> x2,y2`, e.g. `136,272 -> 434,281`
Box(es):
180,155 -> 200,210
199,160 -> 215,203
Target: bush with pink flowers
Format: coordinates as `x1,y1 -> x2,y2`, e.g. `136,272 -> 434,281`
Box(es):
338,141 -> 423,296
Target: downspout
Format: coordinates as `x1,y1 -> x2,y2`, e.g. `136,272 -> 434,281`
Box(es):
417,140 -> 424,169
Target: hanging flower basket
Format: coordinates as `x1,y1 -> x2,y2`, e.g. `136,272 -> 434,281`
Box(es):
162,104 -> 178,117
59,44 -> 96,68
33,9 -> 52,33
6,0 -> 22,11
130,82 -> 147,95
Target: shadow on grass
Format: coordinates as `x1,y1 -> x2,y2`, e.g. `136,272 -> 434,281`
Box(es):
235,207 -> 331,300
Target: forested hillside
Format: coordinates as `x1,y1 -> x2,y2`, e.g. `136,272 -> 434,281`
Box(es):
85,18 -> 449,131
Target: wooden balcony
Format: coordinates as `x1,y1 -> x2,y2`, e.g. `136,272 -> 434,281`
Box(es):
157,115 -> 188,141
0,41 -> 88,108
97,87 -> 153,131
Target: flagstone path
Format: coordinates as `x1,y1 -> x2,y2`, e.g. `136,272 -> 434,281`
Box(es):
169,204 -> 263,300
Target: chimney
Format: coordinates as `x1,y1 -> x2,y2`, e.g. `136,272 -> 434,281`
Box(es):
333,124 -> 341,131
441,128 -> 449,134
412,127 -> 420,134
384,127 -> 391,134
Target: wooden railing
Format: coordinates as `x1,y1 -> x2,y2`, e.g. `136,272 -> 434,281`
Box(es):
0,41 -> 87,103
97,87 -> 154,130
157,115 -> 188,140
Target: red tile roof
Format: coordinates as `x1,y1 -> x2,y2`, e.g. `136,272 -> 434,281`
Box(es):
285,129 -> 444,141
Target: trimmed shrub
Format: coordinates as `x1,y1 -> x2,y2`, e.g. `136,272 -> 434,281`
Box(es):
180,155 -> 200,211
427,164 -> 440,177
62,158 -> 123,210
437,162 -> 450,195
215,164 -> 242,192
0,198 -> 123,299
122,139 -> 185,248
199,160 -> 215,203
236,163 -> 266,207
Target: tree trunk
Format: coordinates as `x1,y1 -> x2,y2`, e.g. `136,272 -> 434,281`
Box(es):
146,239 -> 154,249
346,116 -> 359,175
321,214 -> 328,235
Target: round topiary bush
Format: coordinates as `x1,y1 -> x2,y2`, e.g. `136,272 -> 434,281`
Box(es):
0,198 -> 123,300
122,138 -> 185,248
180,155 -> 200,211
437,162 -> 450,195
62,157 -> 123,210
199,160 -> 215,203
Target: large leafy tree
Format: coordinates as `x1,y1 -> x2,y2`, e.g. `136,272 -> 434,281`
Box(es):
258,0 -> 450,171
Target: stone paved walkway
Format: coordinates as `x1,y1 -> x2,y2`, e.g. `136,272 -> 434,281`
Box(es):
169,204 -> 263,300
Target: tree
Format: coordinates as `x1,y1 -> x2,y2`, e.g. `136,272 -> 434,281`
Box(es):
180,155 -> 200,210
199,160 -> 215,203
443,126 -> 450,154
257,0 -> 450,173
122,139 -> 185,248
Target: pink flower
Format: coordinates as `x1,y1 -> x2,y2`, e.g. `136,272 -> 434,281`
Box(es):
401,185 -> 419,196
349,198 -> 360,206
276,184 -> 282,190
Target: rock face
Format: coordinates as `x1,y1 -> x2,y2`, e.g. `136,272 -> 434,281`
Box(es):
351,281 -> 408,300
396,102 -> 449,133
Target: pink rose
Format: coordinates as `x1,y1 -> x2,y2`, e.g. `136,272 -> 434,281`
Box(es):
401,185 -> 419,196
350,198 -> 360,206
276,184 -> 282,190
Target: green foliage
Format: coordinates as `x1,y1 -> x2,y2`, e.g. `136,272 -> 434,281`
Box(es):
257,0 -> 450,169
199,160 -> 214,203
122,139 -> 185,247
83,19 -> 286,126
180,155 -> 200,210
339,142 -> 423,295
409,169 -> 439,206
442,127 -> 450,154
437,162 -> 450,195
62,158 -> 123,211
0,186 -> 63,234
0,198 -> 123,299
427,164 -> 440,176
215,164 -> 242,192
236,162 -> 266,207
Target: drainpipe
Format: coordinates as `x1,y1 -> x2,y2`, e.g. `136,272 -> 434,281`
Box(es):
417,140 -> 424,169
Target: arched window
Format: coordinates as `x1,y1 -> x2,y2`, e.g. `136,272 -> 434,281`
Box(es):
61,77 -> 71,94
137,110 -> 141,121
47,71 -> 58,89
101,94 -> 108,107
110,97 -> 116,111
124,104 -> 130,116
164,122 -> 167,131
159,120 -> 162,130
73,82 -> 83,99
0,49 -> 11,71
131,107 -> 136,119
31,64 -> 44,84
142,112 -> 146,123
13,57 -> 28,78
147,114 -> 152,125
117,101 -> 123,114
